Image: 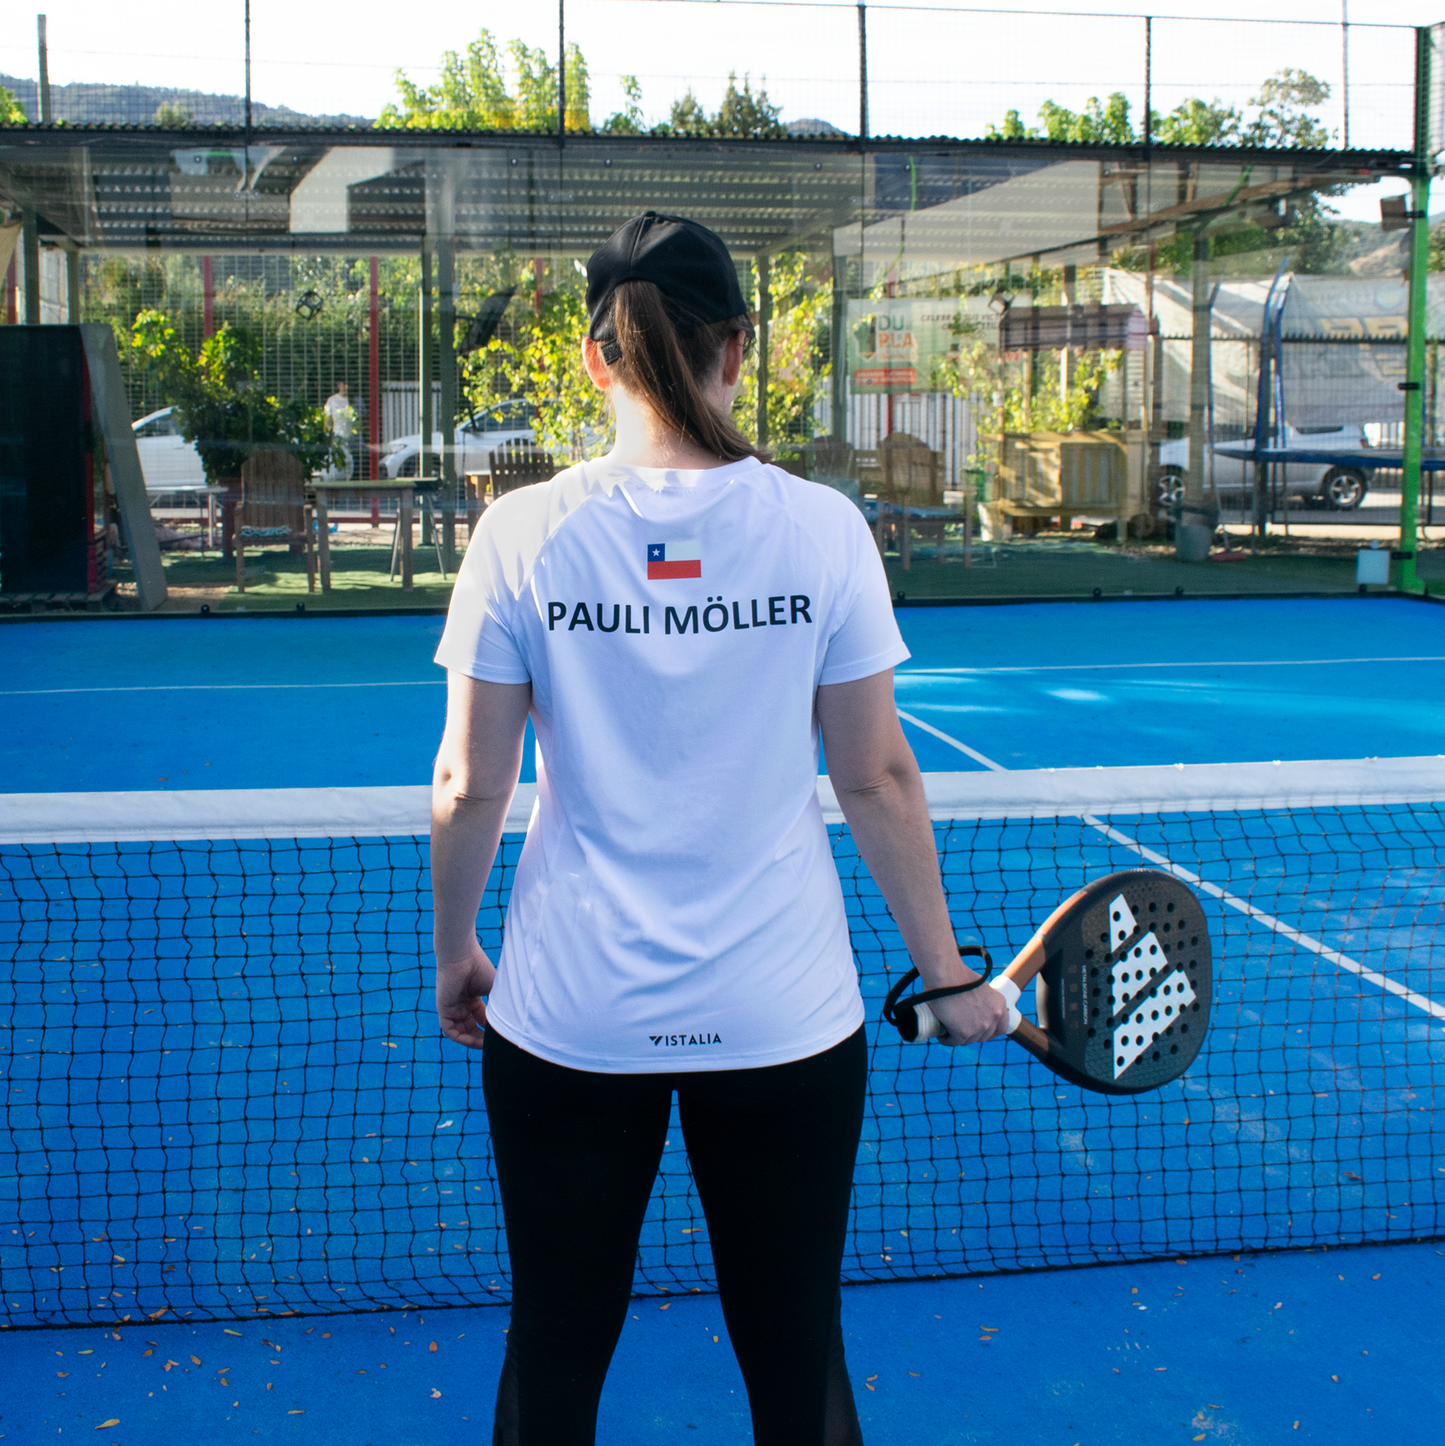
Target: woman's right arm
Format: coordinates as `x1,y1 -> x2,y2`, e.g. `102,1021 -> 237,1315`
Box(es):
431,671 -> 533,1048
816,668 -> 1008,1046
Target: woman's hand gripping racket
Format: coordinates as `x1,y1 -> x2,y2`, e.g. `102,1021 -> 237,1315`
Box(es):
883,868 -> 1212,1095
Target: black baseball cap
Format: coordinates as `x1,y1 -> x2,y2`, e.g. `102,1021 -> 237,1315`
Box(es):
586,212 -> 749,337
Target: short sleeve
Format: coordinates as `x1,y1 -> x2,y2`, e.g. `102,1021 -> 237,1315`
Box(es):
433,512 -> 533,684
816,508 -> 911,686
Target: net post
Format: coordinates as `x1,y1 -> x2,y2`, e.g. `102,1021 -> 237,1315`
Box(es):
1400,26 -> 1435,594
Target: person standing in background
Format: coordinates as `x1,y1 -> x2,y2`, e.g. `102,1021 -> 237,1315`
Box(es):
323,380 -> 356,480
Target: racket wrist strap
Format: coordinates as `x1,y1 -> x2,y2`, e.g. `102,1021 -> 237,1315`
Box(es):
882,944 -> 994,1036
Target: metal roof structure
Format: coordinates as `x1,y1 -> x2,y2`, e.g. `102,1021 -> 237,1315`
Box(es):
0,126 -> 1413,263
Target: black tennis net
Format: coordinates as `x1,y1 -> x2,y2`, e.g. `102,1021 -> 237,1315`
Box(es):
2,759 -> 1442,1329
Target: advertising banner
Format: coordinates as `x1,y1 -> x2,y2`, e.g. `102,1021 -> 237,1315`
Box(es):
847,298 -> 978,395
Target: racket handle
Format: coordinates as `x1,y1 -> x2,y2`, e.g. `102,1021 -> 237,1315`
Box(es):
911,977 -> 1023,1042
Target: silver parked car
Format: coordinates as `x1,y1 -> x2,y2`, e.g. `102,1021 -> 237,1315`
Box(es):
1156,424 -> 1376,511
132,407 -> 207,492
379,399 -> 538,479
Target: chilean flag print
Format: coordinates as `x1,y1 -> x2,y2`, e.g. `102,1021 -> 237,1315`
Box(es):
646,539 -> 702,581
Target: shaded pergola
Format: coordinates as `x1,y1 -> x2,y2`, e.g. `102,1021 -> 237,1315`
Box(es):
0,123 -> 1425,572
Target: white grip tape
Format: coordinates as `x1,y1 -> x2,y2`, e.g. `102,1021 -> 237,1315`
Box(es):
991,976 -> 1023,1033
911,976 -> 1022,1042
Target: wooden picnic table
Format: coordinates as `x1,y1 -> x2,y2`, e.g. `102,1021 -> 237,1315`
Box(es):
310,480 -> 414,592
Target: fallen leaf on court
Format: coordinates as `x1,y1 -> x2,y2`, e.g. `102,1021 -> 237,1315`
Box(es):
288,1409 -> 304,1415
1332,1375 -> 1339,1382
908,1372 -> 920,1377
429,1341 -> 437,1352
223,1329 -> 242,1337
1193,1436 -> 1205,1442
1371,1273 -> 1380,1280
96,1422 -> 120,1430
190,1355 -> 201,1365
1112,1368 -> 1120,1373
431,1388 -> 442,1399
659,1304 -> 669,1311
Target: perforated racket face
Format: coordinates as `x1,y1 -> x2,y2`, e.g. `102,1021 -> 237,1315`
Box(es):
1034,869 -> 1212,1095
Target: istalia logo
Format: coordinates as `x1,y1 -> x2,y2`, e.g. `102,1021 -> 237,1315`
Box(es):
647,540 -> 701,580
650,1031 -> 723,1047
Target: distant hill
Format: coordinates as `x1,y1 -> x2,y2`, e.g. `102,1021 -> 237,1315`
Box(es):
0,73 -> 373,128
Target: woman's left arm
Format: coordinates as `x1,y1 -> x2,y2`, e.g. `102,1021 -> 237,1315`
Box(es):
431,672 -> 533,1048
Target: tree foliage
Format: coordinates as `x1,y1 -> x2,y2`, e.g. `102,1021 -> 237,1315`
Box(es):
935,285 -> 1122,445
456,250 -> 827,461
987,69 -> 1333,150
458,261 -> 612,461
377,28 -> 783,137
377,30 -> 590,132
0,84 -> 27,125
129,311 -> 340,480
151,101 -> 195,127
665,74 -> 785,139
731,252 -> 831,447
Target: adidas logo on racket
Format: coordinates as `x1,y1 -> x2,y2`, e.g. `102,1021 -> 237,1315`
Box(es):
883,869 -> 1212,1095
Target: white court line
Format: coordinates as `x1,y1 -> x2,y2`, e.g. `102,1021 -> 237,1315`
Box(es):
896,710 -> 1008,772
894,710 -> 1445,1022
0,681 -> 444,697
14,656 -> 1440,697
898,655 -> 1445,676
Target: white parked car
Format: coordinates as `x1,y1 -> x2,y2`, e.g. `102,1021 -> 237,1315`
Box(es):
132,407 -> 206,492
1156,424 -> 1377,511
379,399 -> 539,479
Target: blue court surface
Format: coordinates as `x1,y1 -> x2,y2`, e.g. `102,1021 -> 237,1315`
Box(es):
2,596 -> 1443,1445
1,597 -> 1443,792
2,1238 -> 1440,1446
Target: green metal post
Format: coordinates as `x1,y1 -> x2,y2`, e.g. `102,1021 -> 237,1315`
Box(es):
419,244 -> 433,481
21,206 -> 40,324
437,167 -> 459,571
65,249 -> 80,324
1400,27 -> 1433,592
756,254 -> 770,450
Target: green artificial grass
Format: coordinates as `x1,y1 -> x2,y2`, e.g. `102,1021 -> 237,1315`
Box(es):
111,536 -> 1366,615
125,542 -> 457,612
884,538 -> 1360,601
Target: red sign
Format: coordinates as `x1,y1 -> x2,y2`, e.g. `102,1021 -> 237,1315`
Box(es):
853,367 -> 916,389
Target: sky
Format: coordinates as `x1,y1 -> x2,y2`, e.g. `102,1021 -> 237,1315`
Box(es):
3,2 -> 1437,219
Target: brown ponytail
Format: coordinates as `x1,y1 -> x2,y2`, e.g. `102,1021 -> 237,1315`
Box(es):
596,280 -> 767,464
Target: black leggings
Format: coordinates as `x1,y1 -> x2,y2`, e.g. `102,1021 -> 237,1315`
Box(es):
481,1025 -> 869,1446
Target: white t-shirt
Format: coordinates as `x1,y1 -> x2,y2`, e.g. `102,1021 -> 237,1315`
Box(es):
324,393 -> 354,438
434,453 -> 910,1073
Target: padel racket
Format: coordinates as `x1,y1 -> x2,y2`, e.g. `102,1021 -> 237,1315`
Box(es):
882,868 -> 1212,1095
